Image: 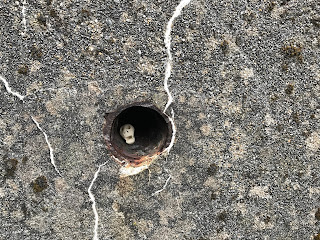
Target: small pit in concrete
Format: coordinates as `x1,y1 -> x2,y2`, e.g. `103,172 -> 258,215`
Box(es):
103,102 -> 172,167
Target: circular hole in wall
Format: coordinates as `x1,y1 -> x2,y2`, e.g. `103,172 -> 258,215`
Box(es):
103,102 -> 172,166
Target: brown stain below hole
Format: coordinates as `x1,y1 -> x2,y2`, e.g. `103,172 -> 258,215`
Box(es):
116,177 -> 135,196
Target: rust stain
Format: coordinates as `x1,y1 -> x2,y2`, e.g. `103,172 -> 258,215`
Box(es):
103,101 -> 172,176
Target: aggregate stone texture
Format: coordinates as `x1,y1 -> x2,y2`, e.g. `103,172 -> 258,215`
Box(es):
0,0 -> 320,239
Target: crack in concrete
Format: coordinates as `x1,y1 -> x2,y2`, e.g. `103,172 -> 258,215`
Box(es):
163,0 -> 191,155
163,0 -> 192,113
31,116 -> 62,176
0,75 -> 25,101
164,108 -> 176,154
87,161 -> 108,240
3,1 -> 192,239
152,175 -> 172,196
21,0 -> 27,36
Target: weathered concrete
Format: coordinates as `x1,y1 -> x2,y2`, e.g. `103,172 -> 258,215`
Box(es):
1,0 -> 320,239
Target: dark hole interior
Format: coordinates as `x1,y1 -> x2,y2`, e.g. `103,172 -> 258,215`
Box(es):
111,106 -> 169,159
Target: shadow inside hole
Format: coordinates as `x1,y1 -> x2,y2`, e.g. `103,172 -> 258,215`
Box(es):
111,106 -> 169,159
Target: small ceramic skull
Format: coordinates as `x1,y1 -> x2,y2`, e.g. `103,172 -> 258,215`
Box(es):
120,124 -> 135,144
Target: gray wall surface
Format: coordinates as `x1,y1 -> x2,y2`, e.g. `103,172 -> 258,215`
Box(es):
0,0 -> 320,239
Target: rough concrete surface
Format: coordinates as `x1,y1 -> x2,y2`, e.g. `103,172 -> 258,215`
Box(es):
0,0 -> 320,239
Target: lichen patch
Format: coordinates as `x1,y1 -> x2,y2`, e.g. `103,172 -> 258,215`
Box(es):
306,132 -> 320,152
249,185 -> 272,199
200,124 -> 211,136
240,67 -> 254,80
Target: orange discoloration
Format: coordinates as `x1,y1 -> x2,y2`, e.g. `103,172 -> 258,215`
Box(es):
103,102 -> 173,177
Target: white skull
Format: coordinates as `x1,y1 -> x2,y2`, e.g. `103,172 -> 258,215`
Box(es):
120,124 -> 135,144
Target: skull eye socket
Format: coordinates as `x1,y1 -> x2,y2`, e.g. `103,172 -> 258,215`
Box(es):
103,102 -> 172,162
